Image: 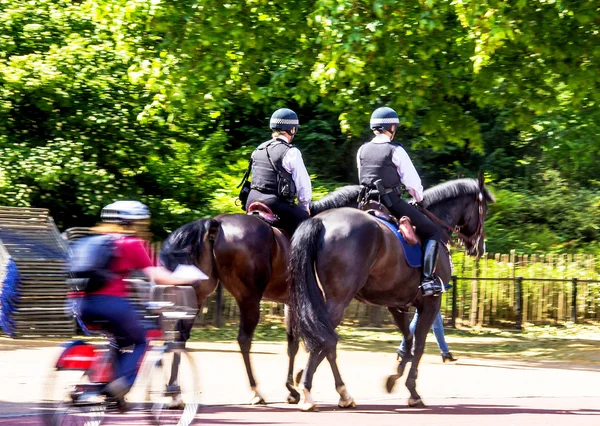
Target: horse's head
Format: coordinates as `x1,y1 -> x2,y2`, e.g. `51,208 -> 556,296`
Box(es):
159,219 -> 219,272
422,174 -> 495,259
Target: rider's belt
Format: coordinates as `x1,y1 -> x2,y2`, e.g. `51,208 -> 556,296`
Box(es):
383,185 -> 402,195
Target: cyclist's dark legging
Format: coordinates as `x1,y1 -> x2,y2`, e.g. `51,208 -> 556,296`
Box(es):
80,295 -> 147,390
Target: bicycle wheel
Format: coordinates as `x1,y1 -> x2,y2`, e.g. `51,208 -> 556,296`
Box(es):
41,342 -> 110,426
145,344 -> 200,426
42,367 -> 107,426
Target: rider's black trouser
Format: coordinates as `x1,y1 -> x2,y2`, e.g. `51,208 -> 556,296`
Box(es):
373,193 -> 443,294
246,190 -> 310,236
384,193 -> 441,243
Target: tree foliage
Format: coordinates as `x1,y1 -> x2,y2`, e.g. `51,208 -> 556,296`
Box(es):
0,0 -> 598,252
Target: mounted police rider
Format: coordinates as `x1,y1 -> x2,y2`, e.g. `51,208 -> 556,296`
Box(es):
357,107 -> 443,296
245,108 -> 312,236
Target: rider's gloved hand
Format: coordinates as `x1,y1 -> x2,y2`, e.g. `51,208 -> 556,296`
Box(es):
408,199 -> 421,208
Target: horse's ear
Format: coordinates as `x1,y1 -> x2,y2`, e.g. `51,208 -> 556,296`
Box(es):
478,171 -> 485,188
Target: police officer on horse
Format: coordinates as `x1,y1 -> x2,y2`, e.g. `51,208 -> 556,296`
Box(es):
357,107 -> 443,296
245,108 -> 312,236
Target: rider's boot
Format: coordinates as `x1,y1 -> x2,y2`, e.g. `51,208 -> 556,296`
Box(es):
420,240 -> 443,296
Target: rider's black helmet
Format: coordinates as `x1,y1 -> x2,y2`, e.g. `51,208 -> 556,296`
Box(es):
370,107 -> 400,132
270,108 -> 299,134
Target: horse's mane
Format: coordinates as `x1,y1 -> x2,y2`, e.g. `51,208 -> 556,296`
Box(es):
310,185 -> 361,215
421,178 -> 495,208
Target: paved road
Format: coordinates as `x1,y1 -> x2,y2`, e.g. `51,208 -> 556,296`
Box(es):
1,339 -> 599,425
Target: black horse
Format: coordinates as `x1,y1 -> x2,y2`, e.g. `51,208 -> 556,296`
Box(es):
289,177 -> 494,411
159,185 -> 360,405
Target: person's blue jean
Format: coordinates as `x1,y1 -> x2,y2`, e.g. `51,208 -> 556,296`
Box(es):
79,295 -> 147,390
398,310 -> 449,355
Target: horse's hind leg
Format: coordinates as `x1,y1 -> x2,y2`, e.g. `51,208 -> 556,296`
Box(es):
284,305 -> 301,404
326,345 -> 356,408
385,307 -> 412,393
325,307 -> 355,408
298,349 -> 327,411
405,298 -> 440,407
237,298 -> 265,405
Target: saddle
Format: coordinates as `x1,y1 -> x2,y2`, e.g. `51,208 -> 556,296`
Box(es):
360,201 -> 420,246
247,202 -> 279,225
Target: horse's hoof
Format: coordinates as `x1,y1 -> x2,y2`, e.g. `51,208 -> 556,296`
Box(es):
287,392 -> 300,405
299,402 -> 319,412
249,387 -> 266,405
385,375 -> 399,393
166,395 -> 185,410
250,395 -> 266,405
299,388 -> 317,412
294,370 -> 304,387
408,397 -> 425,408
338,398 -> 356,409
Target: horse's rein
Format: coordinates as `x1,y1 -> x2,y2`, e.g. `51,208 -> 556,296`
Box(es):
418,192 -> 485,249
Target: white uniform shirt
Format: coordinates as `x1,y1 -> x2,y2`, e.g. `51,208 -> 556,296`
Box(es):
356,134 -> 424,202
275,137 -> 312,211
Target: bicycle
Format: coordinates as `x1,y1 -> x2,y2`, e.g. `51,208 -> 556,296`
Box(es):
41,284 -> 200,426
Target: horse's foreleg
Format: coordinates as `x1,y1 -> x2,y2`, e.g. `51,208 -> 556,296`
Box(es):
165,316 -> 195,409
298,349 -> 327,411
237,299 -> 265,405
284,305 -> 301,404
386,307 -> 412,393
405,300 -> 440,407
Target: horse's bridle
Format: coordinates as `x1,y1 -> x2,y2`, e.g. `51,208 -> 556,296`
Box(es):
419,192 -> 485,251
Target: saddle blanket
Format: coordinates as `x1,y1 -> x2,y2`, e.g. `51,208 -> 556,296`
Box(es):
374,217 -> 422,268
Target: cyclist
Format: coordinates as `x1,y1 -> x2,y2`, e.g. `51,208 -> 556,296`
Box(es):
77,200 -> 202,408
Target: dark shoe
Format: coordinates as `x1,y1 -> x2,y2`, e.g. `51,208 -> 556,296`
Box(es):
442,352 -> 458,363
420,240 -> 443,296
396,349 -> 405,360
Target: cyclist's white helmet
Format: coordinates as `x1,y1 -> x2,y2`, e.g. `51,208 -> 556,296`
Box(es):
101,200 -> 150,223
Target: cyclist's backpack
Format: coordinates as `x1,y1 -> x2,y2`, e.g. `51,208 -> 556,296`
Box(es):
68,235 -> 120,293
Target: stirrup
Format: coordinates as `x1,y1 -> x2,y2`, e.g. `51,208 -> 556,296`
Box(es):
420,277 -> 444,296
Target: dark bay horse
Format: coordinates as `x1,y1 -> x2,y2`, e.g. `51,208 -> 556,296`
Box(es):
289,177 -> 494,411
159,186 -> 360,405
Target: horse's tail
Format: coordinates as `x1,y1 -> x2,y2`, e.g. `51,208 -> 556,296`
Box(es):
196,217 -> 221,258
160,218 -> 221,279
289,218 -> 337,353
